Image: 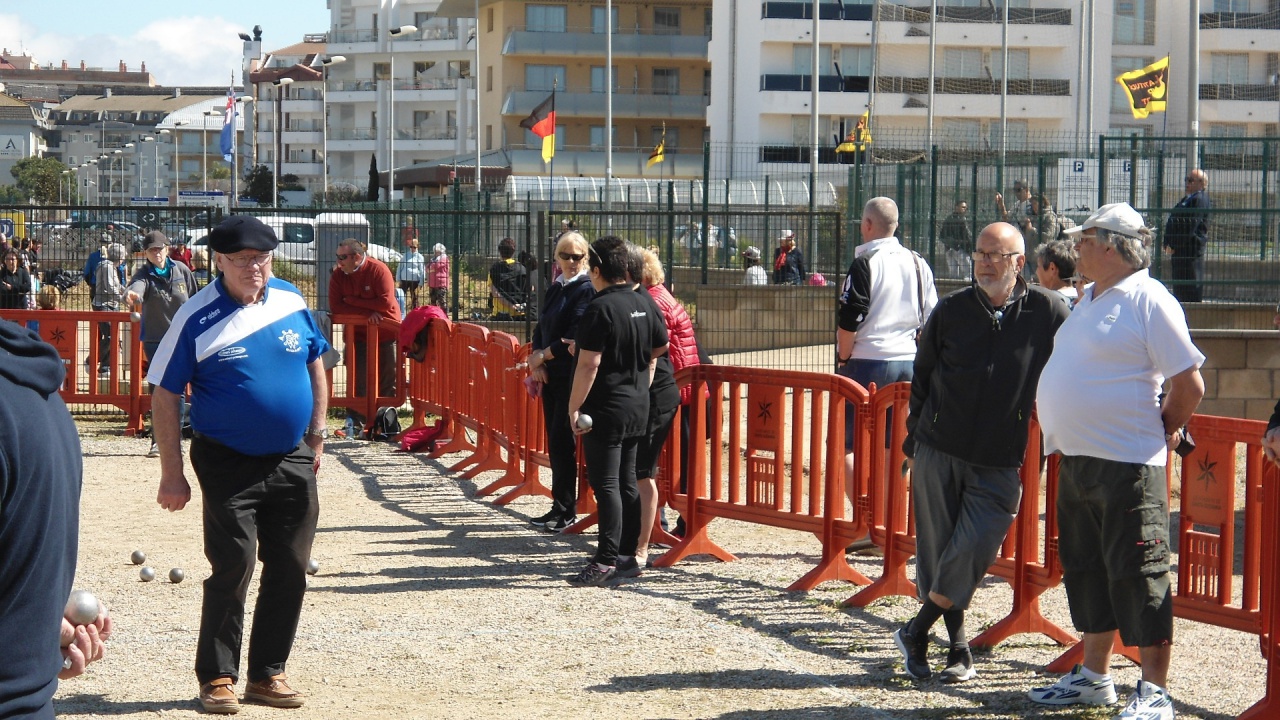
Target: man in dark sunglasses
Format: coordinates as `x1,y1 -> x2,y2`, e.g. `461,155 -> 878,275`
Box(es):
1162,168 -> 1211,303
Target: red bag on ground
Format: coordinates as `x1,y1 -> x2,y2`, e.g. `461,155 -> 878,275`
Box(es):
398,419 -> 446,452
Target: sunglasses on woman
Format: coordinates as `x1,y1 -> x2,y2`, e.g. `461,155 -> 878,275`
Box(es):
558,252 -> 585,262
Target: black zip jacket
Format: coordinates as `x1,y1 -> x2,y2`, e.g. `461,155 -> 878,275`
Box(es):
903,279 -> 1070,467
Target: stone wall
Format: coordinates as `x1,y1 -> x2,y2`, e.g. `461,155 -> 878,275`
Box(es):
1194,330 -> 1280,421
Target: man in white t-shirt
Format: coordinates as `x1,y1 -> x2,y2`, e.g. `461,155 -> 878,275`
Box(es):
836,197 -> 938,504
1031,203 -> 1204,720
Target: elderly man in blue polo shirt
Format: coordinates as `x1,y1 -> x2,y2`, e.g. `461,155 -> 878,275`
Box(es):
148,215 -> 331,715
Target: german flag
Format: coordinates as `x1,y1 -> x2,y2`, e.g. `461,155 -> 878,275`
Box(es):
520,92 -> 556,163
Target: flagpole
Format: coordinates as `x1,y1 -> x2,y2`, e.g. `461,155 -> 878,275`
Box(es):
548,84 -> 556,222
230,72 -> 238,209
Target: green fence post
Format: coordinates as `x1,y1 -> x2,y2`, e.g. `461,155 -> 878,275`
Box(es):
1097,134 -> 1107,209
846,165 -> 855,263
666,180 -> 675,290
722,178 -> 732,269
1262,140 -> 1271,261
1128,134 -> 1139,207
700,142 -> 711,285
970,162 -> 980,240
1153,150 -> 1166,280
929,145 -> 939,268
450,186 -> 461,321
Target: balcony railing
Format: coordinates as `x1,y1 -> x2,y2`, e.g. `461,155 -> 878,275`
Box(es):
505,88 -> 708,118
331,127 -> 377,141
1199,83 -> 1280,101
327,78 -> 464,93
324,126 -> 461,141
329,29 -> 378,43
761,74 -> 871,92
762,2 -> 1070,25
877,76 -> 1071,96
1200,10 -> 1280,30
504,27 -> 709,56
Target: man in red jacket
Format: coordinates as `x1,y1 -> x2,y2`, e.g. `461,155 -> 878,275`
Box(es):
329,239 -> 401,433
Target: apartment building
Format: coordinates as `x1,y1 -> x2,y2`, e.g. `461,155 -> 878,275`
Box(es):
250,36 -> 328,199
323,0 -> 477,199
708,0 -> 1280,181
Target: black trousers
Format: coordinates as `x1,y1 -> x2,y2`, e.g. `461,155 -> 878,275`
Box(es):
92,305 -> 113,371
1169,255 -> 1204,303
540,377 -> 578,518
582,432 -> 640,566
190,436 -> 319,684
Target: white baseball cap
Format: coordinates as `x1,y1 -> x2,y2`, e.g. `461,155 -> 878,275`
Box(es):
1064,202 -> 1147,238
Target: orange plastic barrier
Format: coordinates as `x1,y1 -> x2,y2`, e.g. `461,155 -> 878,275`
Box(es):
404,314 -> 453,437
653,365 -> 872,590
473,332 -> 533,494
328,313 -> 404,428
0,309 -> 148,434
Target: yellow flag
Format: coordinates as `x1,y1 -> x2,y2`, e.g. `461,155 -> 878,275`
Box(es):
1116,57 -> 1170,120
647,137 -> 665,169
836,110 -> 871,153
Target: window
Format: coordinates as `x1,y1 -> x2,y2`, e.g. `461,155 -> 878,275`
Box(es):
704,8 -> 713,37
653,68 -> 680,95
373,62 -> 390,81
1214,0 -> 1251,11
486,65 -> 493,92
654,7 -> 681,35
1112,56 -> 1153,112
413,11 -> 434,27
487,8 -> 494,33
941,119 -> 982,147
943,48 -> 985,79
840,45 -> 873,77
703,69 -> 711,99
1211,53 -> 1249,84
590,66 -> 617,93
989,120 -> 1028,150
526,4 -> 567,32
791,117 -> 811,145
414,110 -> 436,126
991,49 -> 1030,80
1209,123 -> 1248,155
525,127 -> 565,150
526,65 -> 566,92
793,45 -> 834,76
67,156 -> 76,165
591,6 -> 618,34
413,61 -> 436,75
589,125 -> 616,149
1114,0 -> 1156,46
485,125 -> 492,151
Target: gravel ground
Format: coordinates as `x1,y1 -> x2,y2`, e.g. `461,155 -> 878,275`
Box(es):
56,430 -> 1265,719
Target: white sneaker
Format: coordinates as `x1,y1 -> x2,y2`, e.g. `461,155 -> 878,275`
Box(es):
146,441 -> 159,458
1116,680 -> 1175,720
1028,664 -> 1118,706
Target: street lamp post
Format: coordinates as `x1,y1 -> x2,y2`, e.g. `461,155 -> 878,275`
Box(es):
203,108 -> 221,192
172,120 -> 189,196
387,25 -> 418,203
111,149 -> 123,204
271,77 -> 294,207
120,143 -> 134,202
141,136 -> 158,195
319,55 -> 347,206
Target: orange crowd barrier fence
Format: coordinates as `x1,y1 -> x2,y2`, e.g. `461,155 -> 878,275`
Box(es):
327,313 -> 404,427
0,309 -> 148,435
402,330 -> 1280,712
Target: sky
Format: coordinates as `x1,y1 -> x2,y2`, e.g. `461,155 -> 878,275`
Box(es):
0,1 -> 332,87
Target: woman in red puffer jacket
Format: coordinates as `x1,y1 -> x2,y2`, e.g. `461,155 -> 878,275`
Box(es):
632,248 -> 703,562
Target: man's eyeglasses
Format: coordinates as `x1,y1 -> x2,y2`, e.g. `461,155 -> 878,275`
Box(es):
558,252 -> 585,262
1185,175 -> 1199,183
226,252 -> 272,268
335,252 -> 354,260
971,250 -> 1020,264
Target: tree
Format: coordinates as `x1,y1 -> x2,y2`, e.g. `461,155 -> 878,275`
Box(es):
242,164 -> 277,205
10,156 -> 68,204
208,165 -> 231,180
0,185 -> 26,204
367,154 -> 380,201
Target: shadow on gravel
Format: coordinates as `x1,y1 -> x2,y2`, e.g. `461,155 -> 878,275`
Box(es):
54,696 -> 194,715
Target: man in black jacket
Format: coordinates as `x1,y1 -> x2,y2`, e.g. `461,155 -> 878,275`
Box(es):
892,222 -> 1070,684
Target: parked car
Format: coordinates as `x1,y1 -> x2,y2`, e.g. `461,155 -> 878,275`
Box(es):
190,215 -> 400,275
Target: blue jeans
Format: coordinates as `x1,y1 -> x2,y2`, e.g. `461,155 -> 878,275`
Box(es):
838,359 -> 914,449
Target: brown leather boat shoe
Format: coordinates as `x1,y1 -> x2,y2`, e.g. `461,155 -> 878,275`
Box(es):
243,673 -> 304,708
199,677 -> 240,714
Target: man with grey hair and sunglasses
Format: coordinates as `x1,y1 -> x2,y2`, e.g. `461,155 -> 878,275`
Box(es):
1031,202 -> 1204,720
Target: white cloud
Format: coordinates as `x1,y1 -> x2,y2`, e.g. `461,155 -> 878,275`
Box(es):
0,14 -> 249,87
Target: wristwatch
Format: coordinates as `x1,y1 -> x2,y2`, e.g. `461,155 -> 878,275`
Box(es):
305,427 -> 329,440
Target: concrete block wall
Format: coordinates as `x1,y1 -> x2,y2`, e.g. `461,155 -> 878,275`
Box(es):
1190,330 -> 1279,421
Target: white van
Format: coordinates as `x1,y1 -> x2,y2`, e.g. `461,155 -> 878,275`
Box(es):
255,215 -> 402,273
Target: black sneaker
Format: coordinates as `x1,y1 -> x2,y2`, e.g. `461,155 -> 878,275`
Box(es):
893,625 -> 932,680
543,515 -> 576,533
530,510 -> 558,527
938,644 -> 975,684
567,562 -> 615,587
615,556 -> 643,579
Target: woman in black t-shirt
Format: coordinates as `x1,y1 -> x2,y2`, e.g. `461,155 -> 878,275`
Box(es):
566,237 -> 668,587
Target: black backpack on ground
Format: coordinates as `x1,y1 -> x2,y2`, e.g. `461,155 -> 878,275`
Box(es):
366,406 -> 401,441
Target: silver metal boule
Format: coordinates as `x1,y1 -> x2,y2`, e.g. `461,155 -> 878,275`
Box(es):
130,549 -> 146,565
130,312 -> 141,323
64,589 -> 100,625
140,566 -> 156,582
169,568 -> 185,583
306,558 -> 320,575
576,413 -> 593,430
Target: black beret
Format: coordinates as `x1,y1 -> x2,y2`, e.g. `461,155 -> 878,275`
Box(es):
207,215 -> 279,254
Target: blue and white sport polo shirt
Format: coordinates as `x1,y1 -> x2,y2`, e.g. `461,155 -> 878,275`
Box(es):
148,276 -> 331,456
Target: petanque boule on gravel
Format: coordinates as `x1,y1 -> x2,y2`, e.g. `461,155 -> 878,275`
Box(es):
169,568 -> 185,584
576,413 -> 593,430
306,558 -> 320,575
139,566 -> 156,582
64,589 -> 100,625
129,549 -> 146,565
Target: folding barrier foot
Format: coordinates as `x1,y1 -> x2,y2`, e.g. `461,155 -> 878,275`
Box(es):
650,524 -> 736,568
562,511 -> 597,535
788,551 -> 872,593
475,467 -> 524,498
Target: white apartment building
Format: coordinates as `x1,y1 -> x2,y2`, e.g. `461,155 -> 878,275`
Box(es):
321,0 -> 477,199
709,0 -> 1280,181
